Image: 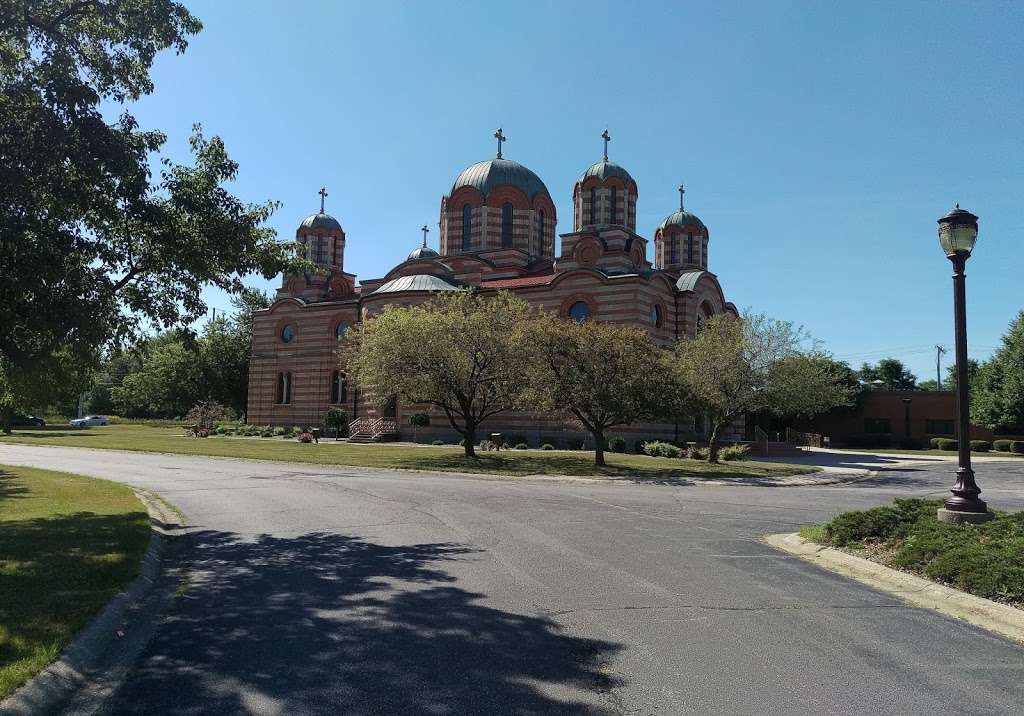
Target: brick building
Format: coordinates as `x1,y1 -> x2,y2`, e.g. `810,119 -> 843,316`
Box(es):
247,131 -> 737,443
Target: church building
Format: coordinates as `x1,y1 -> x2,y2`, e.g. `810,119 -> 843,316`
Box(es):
247,130 -> 737,444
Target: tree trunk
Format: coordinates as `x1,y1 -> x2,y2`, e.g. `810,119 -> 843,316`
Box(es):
593,429 -> 606,467
1,408 -> 12,435
463,425 -> 477,458
707,422 -> 723,463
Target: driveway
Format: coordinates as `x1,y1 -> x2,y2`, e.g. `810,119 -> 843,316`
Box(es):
2,444 -> 1023,715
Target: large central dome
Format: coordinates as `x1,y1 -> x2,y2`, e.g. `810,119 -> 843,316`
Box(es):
450,158 -> 549,199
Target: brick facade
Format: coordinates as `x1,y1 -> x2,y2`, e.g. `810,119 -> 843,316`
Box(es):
248,147 -> 738,443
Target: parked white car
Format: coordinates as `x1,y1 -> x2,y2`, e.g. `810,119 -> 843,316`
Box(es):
70,415 -> 110,428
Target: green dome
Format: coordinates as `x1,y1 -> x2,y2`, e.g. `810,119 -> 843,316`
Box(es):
579,159 -> 635,186
450,158 -> 549,199
658,209 -> 706,233
298,212 -> 343,233
406,246 -> 440,261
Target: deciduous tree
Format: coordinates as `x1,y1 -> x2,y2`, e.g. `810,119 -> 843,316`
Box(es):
344,291 -> 532,457
672,314 -> 853,462
525,315 -> 667,466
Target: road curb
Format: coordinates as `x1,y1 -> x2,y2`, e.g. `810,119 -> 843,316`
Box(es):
764,532 -> 1024,645
0,489 -> 183,716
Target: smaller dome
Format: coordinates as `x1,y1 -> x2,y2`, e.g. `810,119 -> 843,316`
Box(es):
372,274 -> 461,295
299,212 -> 343,233
407,246 -> 440,261
579,159 -> 635,186
658,209 -> 707,233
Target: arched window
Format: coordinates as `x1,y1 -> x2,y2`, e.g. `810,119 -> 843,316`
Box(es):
335,320 -> 350,340
687,233 -> 694,264
331,370 -> 347,404
650,304 -> 662,327
276,372 -> 292,405
536,210 -> 545,257
313,236 -> 328,264
589,188 -> 597,225
610,187 -> 618,225
568,301 -> 591,322
669,236 -> 678,264
462,204 -> 472,252
501,202 -> 513,248
695,313 -> 706,335
281,324 -> 295,344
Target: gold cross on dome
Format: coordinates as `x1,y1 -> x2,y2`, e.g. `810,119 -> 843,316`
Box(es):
494,127 -> 506,158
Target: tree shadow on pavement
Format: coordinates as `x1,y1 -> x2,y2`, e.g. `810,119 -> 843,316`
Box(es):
105,530 -> 623,714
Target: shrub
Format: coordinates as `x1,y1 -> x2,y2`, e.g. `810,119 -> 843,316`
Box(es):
929,437 -> 943,449
185,400 -> 229,431
296,431 -> 314,443
898,438 -> 923,450
514,443 -> 529,450
279,425 -> 294,438
935,438 -> 958,451
431,439 -> 445,446
243,425 -> 260,436
539,436 -> 560,450
273,426 -> 286,436
719,444 -> 750,461
606,436 -> 627,453
993,439 -> 1012,452
1012,441 -> 1024,455
291,425 -> 303,436
970,440 -> 992,453
540,443 -> 555,450
479,439 -> 499,452
324,408 -> 349,438
643,441 -> 682,459
688,446 -> 710,460
260,429 -> 274,438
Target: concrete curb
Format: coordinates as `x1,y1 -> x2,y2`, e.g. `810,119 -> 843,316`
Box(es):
764,532 -> 1024,645
0,489 -> 183,716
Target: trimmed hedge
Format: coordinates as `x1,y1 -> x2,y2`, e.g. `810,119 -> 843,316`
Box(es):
970,440 -> 992,453
540,443 -> 555,450
935,438 -> 958,451
643,441 -> 682,458
1011,441 -> 1024,455
993,439 -> 1012,452
607,436 -> 627,453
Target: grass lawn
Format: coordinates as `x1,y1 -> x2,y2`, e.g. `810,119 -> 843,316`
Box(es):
0,465 -> 151,699
800,498 -> 1024,608
831,447 -> 1023,458
0,425 -> 816,481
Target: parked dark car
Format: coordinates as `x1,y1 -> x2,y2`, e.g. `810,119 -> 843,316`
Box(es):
12,413 -> 46,427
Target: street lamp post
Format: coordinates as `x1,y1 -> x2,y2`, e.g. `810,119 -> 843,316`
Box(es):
936,205 -> 992,524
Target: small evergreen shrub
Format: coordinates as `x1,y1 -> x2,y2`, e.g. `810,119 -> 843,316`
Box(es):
688,446 -> 710,460
274,426 -> 286,436
643,441 -> 682,458
993,439 -> 1012,452
719,444 -> 750,461
291,425 -> 303,436
935,438 -> 958,451
260,428 -> 274,438
540,443 -> 555,450
607,436 -> 626,453
479,439 -> 499,452
1012,441 -> 1024,454
514,443 -> 529,450
970,440 -> 992,453
539,436 -> 560,450
432,439 -> 444,446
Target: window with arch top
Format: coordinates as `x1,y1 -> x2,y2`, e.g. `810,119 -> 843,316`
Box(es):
651,304 -> 663,327
568,301 -> 591,322
501,202 -> 513,248
461,204 -> 472,251
687,233 -> 694,263
536,210 -> 545,257
330,370 -> 347,404
335,320 -> 350,340
610,187 -> 618,225
589,188 -> 597,225
276,372 -> 292,405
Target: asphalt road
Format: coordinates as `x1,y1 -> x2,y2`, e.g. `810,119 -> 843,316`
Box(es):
3,444 -> 1024,715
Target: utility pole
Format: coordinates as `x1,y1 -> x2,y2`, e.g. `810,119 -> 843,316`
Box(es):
935,344 -> 947,389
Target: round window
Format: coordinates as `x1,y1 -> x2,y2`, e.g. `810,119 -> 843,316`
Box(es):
281,324 -> 295,343
335,320 -> 350,340
568,301 -> 591,322
651,304 -> 662,327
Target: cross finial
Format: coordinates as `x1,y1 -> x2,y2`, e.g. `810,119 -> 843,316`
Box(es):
318,186 -> 328,213
601,129 -> 611,161
678,183 -> 685,211
421,224 -> 429,248
494,127 -> 506,158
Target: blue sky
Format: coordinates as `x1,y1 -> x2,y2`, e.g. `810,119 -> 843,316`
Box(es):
123,0 -> 1022,381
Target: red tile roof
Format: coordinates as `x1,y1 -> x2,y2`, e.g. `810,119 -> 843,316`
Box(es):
479,274 -> 556,290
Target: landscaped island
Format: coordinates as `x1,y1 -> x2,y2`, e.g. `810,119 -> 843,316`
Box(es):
801,498 -> 1024,607
0,465 -> 151,699
0,424 -> 816,482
